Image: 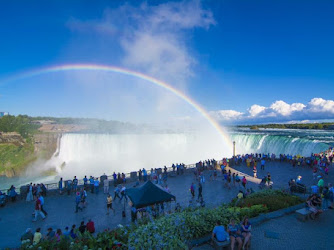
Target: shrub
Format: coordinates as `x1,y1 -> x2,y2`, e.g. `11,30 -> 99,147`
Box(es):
235,189 -> 303,211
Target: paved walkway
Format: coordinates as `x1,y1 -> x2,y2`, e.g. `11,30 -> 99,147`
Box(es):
0,161 -> 331,248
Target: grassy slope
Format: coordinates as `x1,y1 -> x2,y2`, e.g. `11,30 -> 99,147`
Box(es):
0,143 -> 36,175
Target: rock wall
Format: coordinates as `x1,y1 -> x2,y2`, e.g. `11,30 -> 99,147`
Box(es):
0,132 -> 25,146
33,133 -> 60,159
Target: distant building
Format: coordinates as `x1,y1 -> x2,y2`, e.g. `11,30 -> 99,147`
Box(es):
0,112 -> 9,117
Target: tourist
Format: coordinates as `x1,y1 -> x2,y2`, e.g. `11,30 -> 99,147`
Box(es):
89,176 -> 94,193
241,217 -> 252,249
63,227 -> 70,238
33,228 -> 42,244
267,172 -> 271,186
21,228 -> 33,243
106,194 -> 115,215
143,168 -> 147,182
80,188 -> 87,208
261,158 -> 265,170
318,176 -> 324,193
33,195 -> 46,222
253,165 -> 257,178
235,190 -> 244,205
73,176 -> 78,192
94,178 -> 100,194
120,185 -> 127,202
8,185 -> 17,202
104,176 -> 109,194
39,194 -> 48,216
227,219 -> 243,250
70,225 -> 77,239
232,173 -> 236,187
79,221 -> 86,234
113,172 -> 117,186
198,182 -> 203,200
41,183 -> 47,197
227,173 -> 231,189
138,169 -> 142,182
190,183 -> 195,198
235,174 -> 240,187
83,175 -> 88,189
307,194 -> 323,219
86,219 -> 95,234
75,192 -> 83,213
114,185 -> 121,201
26,183 -> 33,201
66,179 -> 72,195
58,178 -> 63,195
46,227 -> 55,241
212,221 -> 227,243
242,176 -> 247,189
55,229 -> 62,242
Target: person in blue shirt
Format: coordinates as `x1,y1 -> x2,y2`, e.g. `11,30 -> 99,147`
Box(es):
227,219 -> 243,250
212,221 -> 227,242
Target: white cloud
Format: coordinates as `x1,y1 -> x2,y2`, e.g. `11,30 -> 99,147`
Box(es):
308,98 -> 334,113
211,110 -> 244,120
248,104 -> 266,117
67,0 -> 215,86
270,100 -> 305,116
212,98 -> 334,124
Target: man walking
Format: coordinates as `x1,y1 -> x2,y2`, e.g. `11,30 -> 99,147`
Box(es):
33,196 -> 45,222
75,192 -> 83,213
39,194 -> 48,216
114,185 -> 121,201
120,185 -> 127,202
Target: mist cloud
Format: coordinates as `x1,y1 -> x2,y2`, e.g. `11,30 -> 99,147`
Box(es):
67,0 -> 215,86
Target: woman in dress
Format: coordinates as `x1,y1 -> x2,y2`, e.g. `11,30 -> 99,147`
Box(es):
26,183 -> 33,202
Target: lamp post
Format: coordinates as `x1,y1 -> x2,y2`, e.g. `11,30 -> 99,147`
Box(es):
233,141 -> 236,157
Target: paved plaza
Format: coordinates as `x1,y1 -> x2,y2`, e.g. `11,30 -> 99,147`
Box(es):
0,161 -> 333,248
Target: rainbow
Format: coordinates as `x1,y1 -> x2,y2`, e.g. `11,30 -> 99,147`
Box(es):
1,64 -> 233,151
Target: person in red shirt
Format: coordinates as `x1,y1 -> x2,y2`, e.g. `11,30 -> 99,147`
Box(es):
33,197 -> 46,222
86,219 -> 95,233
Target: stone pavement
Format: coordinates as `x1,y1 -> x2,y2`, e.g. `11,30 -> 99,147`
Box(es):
0,161 -> 331,248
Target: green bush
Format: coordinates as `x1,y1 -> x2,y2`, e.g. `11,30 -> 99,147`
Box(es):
235,189 -> 303,211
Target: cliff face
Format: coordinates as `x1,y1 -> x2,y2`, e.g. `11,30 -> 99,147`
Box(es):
33,133 -> 60,159
0,132 -> 25,146
0,132 -> 60,177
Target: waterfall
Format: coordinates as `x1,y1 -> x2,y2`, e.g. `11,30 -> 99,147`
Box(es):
49,132 -> 232,178
230,133 -> 330,156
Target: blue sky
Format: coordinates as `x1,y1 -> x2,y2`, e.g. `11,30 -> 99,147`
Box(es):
0,0 -> 333,124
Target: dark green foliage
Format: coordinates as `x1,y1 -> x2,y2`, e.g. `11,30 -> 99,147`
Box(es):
235,190 -> 303,211
239,122 -> 334,130
0,115 -> 40,138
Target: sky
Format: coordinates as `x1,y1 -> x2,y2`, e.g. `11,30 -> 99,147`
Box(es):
0,0 -> 333,124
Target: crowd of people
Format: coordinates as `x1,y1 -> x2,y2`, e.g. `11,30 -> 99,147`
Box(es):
1,147 -> 332,248
21,219 -> 95,245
